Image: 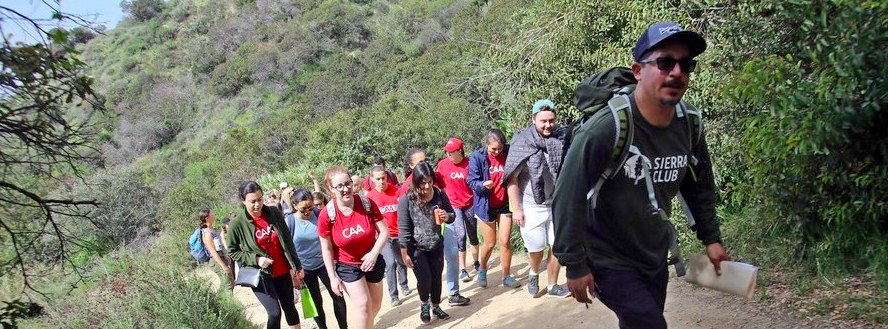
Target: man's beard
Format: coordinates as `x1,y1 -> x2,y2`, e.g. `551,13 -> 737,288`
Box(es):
659,78 -> 685,106
660,98 -> 680,106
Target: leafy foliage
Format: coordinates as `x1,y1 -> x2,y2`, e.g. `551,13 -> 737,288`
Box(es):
730,0 -> 888,284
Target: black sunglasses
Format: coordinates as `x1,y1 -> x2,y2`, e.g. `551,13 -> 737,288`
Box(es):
639,56 -> 697,74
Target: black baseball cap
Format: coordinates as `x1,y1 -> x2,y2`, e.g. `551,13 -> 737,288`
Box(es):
633,22 -> 707,62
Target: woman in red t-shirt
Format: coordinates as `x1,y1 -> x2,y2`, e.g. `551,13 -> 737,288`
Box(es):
466,129 -> 521,289
317,167 -> 390,329
227,181 -> 304,329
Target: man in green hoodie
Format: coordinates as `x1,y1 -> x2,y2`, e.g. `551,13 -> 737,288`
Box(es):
553,22 -> 729,329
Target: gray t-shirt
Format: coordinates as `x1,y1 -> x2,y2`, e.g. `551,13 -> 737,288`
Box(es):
516,154 -> 555,207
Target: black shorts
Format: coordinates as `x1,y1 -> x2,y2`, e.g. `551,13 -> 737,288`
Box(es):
482,204 -> 511,223
335,255 -> 385,283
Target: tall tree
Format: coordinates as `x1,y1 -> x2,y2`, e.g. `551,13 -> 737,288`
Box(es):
0,3 -> 104,296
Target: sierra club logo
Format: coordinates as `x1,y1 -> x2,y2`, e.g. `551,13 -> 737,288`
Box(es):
623,153 -> 689,184
623,154 -> 652,185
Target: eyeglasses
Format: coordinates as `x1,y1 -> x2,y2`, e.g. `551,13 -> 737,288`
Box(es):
295,206 -> 313,214
331,181 -> 354,191
639,56 -> 697,74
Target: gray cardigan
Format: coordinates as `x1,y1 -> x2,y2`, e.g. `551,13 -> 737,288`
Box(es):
397,188 -> 455,251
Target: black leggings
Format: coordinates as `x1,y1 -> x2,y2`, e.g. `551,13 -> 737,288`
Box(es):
252,274 -> 299,329
304,266 -> 348,329
409,247 -> 445,304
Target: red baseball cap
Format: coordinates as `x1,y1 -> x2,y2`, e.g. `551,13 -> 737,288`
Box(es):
443,137 -> 463,153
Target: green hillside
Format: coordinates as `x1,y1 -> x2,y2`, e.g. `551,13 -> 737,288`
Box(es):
2,0 -> 887,327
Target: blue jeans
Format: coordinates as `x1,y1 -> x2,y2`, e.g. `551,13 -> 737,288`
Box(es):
444,219 -> 460,296
592,264 -> 669,329
381,238 -> 409,298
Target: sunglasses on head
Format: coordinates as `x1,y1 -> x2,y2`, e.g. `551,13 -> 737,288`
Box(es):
639,56 -> 697,74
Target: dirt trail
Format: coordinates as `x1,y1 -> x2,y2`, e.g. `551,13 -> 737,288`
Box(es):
197,254 -> 854,329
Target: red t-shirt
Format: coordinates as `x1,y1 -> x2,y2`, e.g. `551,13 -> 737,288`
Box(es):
436,158 -> 473,208
397,174 -> 413,198
488,152 -> 508,208
363,171 -> 399,191
366,184 -> 400,237
317,195 -> 384,265
252,215 -> 291,277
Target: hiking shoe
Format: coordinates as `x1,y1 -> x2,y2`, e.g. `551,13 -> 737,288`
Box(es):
420,304 -> 431,324
391,296 -> 401,306
478,270 -> 488,288
448,294 -> 471,306
433,306 -> 450,320
473,261 -> 480,273
401,286 -> 413,296
503,275 -> 521,288
459,269 -> 471,282
527,274 -> 540,296
548,284 -> 572,298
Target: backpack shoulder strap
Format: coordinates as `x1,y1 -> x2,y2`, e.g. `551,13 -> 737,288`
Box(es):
680,101 -> 703,148
326,200 -> 337,224
677,100 -> 703,180
358,194 -> 372,214
586,94 -> 635,207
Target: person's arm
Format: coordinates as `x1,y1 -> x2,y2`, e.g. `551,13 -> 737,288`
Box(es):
316,208 -> 344,296
227,220 -> 261,268
361,199 -> 389,271
679,134 -> 729,272
466,153 -> 488,195
397,197 -> 416,268
439,190 -> 456,224
220,225 -> 229,250
506,166 -> 524,226
202,231 -> 230,274
318,235 -> 343,296
552,120 -> 610,280
309,171 -> 321,193
397,197 -> 414,249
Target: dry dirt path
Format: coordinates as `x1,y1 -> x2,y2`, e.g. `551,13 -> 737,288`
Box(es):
197,254 -> 857,329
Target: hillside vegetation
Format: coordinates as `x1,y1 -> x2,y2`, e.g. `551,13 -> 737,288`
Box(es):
2,0 -> 886,327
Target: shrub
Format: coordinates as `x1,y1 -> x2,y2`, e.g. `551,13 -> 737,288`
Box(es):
209,56 -> 253,97
730,1 -> 888,285
121,0 -> 166,22
25,234 -> 256,329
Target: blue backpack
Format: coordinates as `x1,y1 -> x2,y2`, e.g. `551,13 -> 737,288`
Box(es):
189,228 -> 210,263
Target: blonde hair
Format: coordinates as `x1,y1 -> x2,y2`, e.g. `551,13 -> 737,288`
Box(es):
280,187 -> 295,211
324,166 -> 351,195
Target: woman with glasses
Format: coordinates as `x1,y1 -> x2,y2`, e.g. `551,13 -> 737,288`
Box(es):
285,188 -> 348,329
317,167 -> 389,329
227,181 -> 304,329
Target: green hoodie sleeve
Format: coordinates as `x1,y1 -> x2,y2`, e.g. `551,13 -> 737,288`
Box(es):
227,216 -> 261,268
552,114 -> 613,279
679,134 -> 722,245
